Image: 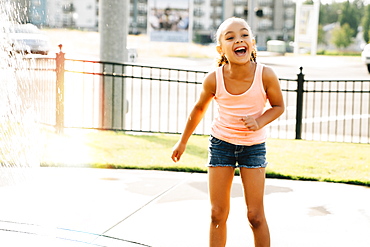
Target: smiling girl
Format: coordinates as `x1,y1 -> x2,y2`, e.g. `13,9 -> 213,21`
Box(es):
171,17 -> 284,247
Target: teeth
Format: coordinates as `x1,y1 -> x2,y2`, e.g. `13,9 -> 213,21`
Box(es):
235,47 -> 246,51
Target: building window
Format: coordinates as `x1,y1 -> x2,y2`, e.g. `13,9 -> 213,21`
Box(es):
284,7 -> 294,19
233,0 -> 247,5
284,0 -> 294,6
258,19 -> 272,30
234,6 -> 244,16
138,3 -> 147,15
137,16 -> 146,25
194,8 -> 204,17
258,0 -> 273,6
284,19 -> 294,30
262,7 -> 272,17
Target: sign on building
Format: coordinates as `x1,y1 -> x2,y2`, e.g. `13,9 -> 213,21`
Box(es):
294,0 -> 320,55
148,0 -> 190,42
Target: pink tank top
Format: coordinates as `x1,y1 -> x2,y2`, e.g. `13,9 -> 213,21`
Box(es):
211,63 -> 267,145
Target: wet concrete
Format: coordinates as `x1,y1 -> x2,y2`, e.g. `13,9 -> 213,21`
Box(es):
0,167 -> 369,247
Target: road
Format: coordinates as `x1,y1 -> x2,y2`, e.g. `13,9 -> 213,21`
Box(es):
133,52 -> 370,80
258,53 -> 370,80
43,28 -> 369,80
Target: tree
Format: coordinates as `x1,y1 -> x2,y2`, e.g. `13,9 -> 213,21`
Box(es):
319,2 -> 342,25
331,23 -> 355,49
338,0 -> 364,38
318,25 -> 326,45
362,4 -> 370,43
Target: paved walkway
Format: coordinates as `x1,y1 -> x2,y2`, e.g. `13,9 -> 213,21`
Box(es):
0,167 -> 369,247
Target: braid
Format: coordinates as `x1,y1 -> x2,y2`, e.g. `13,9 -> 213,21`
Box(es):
217,49 -> 257,66
251,49 -> 257,63
217,54 -> 228,67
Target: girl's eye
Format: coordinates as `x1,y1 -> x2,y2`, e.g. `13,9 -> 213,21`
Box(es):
226,36 -> 234,40
242,34 -> 249,37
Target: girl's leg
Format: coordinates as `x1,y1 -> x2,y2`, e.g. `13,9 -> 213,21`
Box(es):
208,166 -> 235,247
240,168 -> 270,247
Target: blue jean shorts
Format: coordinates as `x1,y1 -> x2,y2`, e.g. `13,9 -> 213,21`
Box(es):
207,135 -> 267,169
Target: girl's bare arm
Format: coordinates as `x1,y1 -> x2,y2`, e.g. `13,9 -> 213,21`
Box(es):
171,72 -> 216,162
254,66 -> 285,130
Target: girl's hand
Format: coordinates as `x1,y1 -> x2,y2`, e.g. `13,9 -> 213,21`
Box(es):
240,115 -> 259,131
171,141 -> 186,163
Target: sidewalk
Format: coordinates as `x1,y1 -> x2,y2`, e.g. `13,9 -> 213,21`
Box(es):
0,167 -> 369,247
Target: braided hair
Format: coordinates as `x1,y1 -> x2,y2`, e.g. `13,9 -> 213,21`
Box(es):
217,49 -> 257,67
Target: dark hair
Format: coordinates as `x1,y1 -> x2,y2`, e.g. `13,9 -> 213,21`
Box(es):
217,49 -> 257,67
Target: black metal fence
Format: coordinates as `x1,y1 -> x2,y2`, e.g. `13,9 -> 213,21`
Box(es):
32,52 -> 370,144
269,71 -> 370,143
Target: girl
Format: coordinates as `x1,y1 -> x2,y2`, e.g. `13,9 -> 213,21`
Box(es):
171,17 -> 284,247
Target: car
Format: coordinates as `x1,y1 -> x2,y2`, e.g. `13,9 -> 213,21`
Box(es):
9,23 -> 50,55
361,43 -> 370,73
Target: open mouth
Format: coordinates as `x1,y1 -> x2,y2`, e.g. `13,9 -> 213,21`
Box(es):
234,47 -> 247,56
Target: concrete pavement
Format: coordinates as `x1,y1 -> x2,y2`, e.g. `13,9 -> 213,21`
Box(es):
0,167 -> 369,247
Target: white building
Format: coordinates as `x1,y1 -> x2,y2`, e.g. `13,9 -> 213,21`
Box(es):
130,0 -> 295,49
45,0 -> 97,29
32,0 -> 295,48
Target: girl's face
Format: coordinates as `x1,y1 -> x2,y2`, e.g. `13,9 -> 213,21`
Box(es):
216,20 -> 255,65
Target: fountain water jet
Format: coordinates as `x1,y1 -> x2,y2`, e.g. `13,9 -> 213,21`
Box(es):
0,1 -> 41,185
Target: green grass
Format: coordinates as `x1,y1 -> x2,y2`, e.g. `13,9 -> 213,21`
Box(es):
316,50 -> 361,56
40,130 -> 370,187
265,139 -> 369,185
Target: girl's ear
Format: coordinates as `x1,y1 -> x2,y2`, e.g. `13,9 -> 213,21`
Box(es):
216,45 -> 223,55
252,39 -> 257,50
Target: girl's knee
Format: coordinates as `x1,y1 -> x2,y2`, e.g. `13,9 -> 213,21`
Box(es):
211,206 -> 229,224
247,210 -> 266,229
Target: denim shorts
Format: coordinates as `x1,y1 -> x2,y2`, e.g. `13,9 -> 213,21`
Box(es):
207,135 -> 267,169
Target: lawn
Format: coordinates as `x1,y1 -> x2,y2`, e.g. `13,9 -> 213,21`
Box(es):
40,130 -> 370,186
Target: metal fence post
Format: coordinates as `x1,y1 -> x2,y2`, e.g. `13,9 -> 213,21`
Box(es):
55,44 -> 65,134
295,67 -> 305,139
